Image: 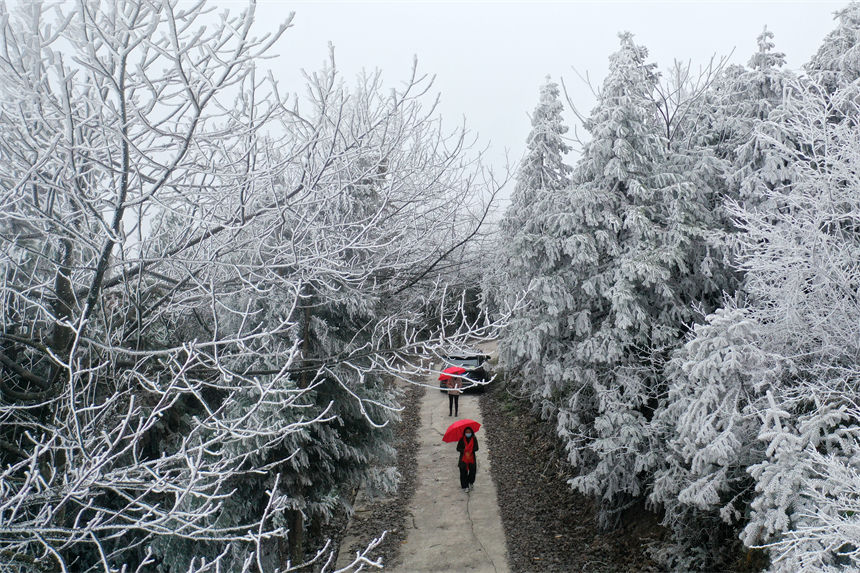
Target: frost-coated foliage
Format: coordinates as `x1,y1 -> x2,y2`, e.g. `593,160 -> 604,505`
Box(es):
0,2 -> 501,571
725,28 -> 797,211
496,7 -> 860,570
496,34 -> 733,526
735,78 -> 860,571
806,3 -> 860,93
494,77 -> 572,394
650,303 -> 770,570
563,34 -> 734,523
653,53 -> 860,573
645,30 -> 799,570
555,34 -> 673,516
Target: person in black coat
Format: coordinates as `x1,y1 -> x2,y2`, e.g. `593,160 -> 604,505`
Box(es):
456,427 -> 478,492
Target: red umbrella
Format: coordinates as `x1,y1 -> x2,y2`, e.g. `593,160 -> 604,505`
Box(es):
442,419 -> 481,443
438,366 -> 467,382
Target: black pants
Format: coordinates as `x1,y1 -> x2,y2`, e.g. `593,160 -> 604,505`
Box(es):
459,461 -> 476,488
448,394 -> 459,416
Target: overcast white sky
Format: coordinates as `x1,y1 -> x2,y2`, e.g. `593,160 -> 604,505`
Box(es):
243,1 -> 845,191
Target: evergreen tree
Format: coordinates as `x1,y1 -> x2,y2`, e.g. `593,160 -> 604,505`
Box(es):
653,59 -> 860,573
554,33 -> 685,523
681,27 -> 795,217
733,28 -> 797,212
496,33 -> 735,527
649,303 -> 768,571
650,29 -> 808,569
496,76 -> 572,398
648,30 -> 797,570
806,3 -> 860,94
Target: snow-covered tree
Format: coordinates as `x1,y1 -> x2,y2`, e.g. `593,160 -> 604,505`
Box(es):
735,78 -> 860,572
650,303 -> 768,570
514,33 -> 729,525
495,77 -> 572,394
666,27 -> 795,231
731,28 -> 797,213
494,33 -> 737,528
0,2 -> 501,571
553,34 -> 668,519
647,29 -> 797,570
806,3 -> 860,94
653,73 -> 860,571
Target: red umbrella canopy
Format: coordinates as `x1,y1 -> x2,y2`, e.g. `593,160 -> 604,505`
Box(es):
442,419 -> 481,443
438,366 -> 467,381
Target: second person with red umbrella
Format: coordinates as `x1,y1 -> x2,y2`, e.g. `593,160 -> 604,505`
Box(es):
439,366 -> 466,417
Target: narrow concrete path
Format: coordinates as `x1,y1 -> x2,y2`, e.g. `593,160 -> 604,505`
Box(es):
390,377 -> 510,573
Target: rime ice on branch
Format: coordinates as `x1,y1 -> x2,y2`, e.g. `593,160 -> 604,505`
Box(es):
0,1 -> 503,571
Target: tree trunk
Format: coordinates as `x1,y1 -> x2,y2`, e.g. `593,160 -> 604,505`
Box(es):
286,295 -> 313,567
287,509 -> 304,567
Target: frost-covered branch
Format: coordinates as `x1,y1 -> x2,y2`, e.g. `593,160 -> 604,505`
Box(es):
0,1 -> 503,570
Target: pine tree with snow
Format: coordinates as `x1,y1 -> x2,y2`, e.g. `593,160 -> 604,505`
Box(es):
496,77 -> 572,393
653,63 -> 860,570
506,33 -> 730,525
513,77 -> 573,200
806,3 -> 860,93
646,29 -> 800,569
732,28 -> 797,212
681,27 -> 795,216
553,33 -> 680,524
649,303 -> 769,570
